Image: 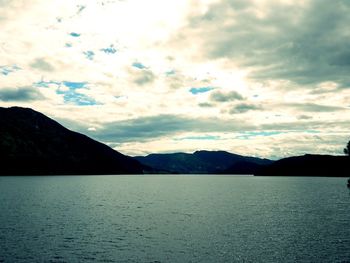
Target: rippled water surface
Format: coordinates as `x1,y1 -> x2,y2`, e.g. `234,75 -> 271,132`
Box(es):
0,175 -> 349,262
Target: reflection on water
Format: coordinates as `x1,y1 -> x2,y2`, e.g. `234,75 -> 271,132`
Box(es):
0,175 -> 349,262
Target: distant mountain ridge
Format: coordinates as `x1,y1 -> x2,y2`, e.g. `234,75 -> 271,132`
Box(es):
0,106 -> 145,175
1,106 -> 348,177
134,151 -> 273,174
255,154 -> 349,177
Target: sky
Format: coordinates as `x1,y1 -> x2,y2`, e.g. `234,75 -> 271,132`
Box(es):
0,0 -> 350,159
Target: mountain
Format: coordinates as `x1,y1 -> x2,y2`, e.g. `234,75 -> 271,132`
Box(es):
221,161 -> 266,175
0,107 -> 146,175
134,150 -> 273,174
3,107 -> 346,177
255,154 -> 349,177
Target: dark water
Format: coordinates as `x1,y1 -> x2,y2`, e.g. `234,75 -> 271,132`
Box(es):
0,175 -> 349,262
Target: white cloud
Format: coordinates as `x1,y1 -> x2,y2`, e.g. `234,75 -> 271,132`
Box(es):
0,0 -> 349,158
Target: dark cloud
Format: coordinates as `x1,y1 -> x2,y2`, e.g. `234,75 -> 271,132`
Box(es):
261,120 -> 350,131
83,114 -> 255,142
297,115 -> 313,120
309,86 -> 339,95
0,0 -> 10,5
182,0 -> 350,88
0,87 -> 44,101
166,73 -> 189,89
30,58 -> 55,72
134,69 -> 156,85
198,102 -> 214,108
62,113 -> 349,147
230,103 -> 262,114
285,103 -> 347,112
210,90 -> 244,102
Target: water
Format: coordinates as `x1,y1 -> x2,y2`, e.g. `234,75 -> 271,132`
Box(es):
0,175 -> 349,262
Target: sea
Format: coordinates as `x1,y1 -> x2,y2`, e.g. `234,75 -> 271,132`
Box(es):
0,175 -> 349,262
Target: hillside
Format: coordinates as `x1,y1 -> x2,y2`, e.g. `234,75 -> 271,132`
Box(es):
0,107 -> 145,175
255,154 -> 349,177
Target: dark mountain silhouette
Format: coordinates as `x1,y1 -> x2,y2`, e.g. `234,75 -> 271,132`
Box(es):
135,151 -> 273,174
255,154 -> 349,177
2,107 -> 348,177
0,107 -> 146,175
221,161 -> 266,175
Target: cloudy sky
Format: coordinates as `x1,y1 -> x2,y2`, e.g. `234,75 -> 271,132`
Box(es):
1,0 -> 349,158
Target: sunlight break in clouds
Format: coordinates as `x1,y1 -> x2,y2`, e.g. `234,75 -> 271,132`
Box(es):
0,0 -> 349,158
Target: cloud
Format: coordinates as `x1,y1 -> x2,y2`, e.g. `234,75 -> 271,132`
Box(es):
86,114 -> 255,143
0,65 -> 20,75
210,90 -> 244,102
198,102 -> 213,108
72,112 -> 349,157
0,87 -> 44,101
180,0 -> 350,88
0,0 -> 348,158
0,0 -> 34,21
260,119 -> 350,131
298,115 -> 313,120
30,58 -> 55,72
76,5 -> 86,14
175,135 -> 220,141
133,69 -> 156,86
229,103 -> 262,114
285,103 -> 347,112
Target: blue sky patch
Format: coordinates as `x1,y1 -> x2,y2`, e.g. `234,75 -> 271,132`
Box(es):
175,135 -> 220,141
0,65 -> 21,76
101,45 -> 117,54
63,81 -> 87,89
165,70 -> 176,76
34,80 -> 87,89
236,131 -> 282,140
57,81 -> 97,106
59,92 -> 97,106
132,62 -> 146,69
35,80 -> 61,88
83,51 -> 95,60
189,86 -> 215,95
70,32 -> 81,37
33,80 -> 96,106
